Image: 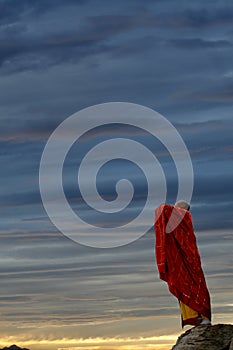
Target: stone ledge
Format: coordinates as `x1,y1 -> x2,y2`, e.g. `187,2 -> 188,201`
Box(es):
172,324 -> 233,350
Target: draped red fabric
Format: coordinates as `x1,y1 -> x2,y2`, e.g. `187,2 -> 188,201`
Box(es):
154,204 -> 211,321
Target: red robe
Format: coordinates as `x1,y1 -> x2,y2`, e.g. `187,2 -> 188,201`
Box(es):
154,204 -> 211,321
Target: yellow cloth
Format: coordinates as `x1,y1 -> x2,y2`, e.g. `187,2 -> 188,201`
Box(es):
179,301 -> 209,326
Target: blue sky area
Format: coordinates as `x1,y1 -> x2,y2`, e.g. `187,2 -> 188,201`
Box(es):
0,0 -> 232,349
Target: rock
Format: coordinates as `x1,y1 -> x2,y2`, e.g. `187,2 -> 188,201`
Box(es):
171,324 -> 233,350
1,345 -> 29,350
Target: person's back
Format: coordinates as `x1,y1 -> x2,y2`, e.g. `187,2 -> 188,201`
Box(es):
154,201 -> 211,327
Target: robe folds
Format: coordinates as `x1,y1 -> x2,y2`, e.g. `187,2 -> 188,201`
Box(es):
154,204 -> 211,322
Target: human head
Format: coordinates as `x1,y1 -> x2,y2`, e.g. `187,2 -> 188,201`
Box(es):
174,200 -> 190,211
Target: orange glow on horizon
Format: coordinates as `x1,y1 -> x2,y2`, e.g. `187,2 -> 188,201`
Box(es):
0,334 -> 179,350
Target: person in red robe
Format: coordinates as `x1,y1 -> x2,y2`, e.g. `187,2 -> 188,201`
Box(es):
154,200 -> 211,327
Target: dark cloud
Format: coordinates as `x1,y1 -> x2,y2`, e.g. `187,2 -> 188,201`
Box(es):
0,295 -> 30,303
170,8 -> 233,28
0,0 -> 87,24
139,3 -> 233,28
177,120 -> 233,160
192,85 -> 233,103
169,38 -> 232,49
1,3 -> 233,74
0,190 -> 40,207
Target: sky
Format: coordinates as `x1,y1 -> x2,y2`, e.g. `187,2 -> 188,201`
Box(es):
0,0 -> 233,349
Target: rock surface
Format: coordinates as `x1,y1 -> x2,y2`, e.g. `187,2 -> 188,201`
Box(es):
172,324 -> 233,350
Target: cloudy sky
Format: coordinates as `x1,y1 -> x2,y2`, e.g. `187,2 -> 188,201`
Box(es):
0,0 -> 233,349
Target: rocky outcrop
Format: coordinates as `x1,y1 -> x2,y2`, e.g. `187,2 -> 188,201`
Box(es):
0,345 -> 29,350
172,324 -> 233,350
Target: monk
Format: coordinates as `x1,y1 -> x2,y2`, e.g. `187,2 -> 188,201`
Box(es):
154,200 -> 211,327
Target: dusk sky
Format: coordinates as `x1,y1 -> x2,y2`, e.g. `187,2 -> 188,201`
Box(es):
0,0 -> 233,349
